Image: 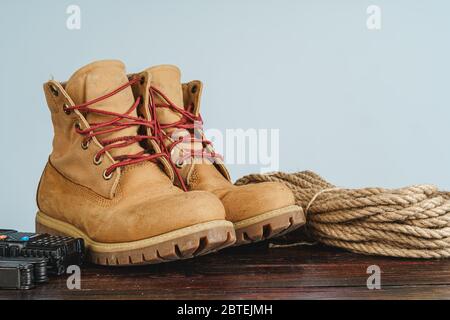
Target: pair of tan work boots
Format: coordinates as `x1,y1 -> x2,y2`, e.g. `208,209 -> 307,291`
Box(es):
35,60 -> 305,265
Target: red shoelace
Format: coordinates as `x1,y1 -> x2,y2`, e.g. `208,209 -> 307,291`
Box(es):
66,77 -> 166,179
149,86 -> 224,189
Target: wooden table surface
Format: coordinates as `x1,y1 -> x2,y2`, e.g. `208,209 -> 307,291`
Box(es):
1,241 -> 450,300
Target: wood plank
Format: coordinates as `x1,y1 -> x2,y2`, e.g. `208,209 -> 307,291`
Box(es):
1,244 -> 449,300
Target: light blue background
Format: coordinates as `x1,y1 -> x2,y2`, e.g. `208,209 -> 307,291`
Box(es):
1,0 -> 449,231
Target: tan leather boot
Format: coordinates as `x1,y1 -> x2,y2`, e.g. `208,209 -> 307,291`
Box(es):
142,65 -> 305,245
36,60 -> 235,265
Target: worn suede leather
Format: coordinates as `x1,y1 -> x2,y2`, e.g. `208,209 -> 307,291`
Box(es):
144,65 -> 296,222
188,162 -> 295,222
44,77 -> 120,199
37,60 -> 226,243
37,161 -> 225,243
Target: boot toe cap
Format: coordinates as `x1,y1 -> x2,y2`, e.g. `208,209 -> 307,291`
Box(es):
97,190 -> 226,242
220,182 -> 295,223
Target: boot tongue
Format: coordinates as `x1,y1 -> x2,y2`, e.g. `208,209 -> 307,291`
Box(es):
146,65 -> 184,124
145,65 -> 206,166
65,60 -> 143,157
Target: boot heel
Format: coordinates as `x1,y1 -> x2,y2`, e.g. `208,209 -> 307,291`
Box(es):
35,217 -> 69,237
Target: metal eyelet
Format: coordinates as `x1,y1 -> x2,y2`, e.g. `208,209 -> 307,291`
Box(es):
49,84 -> 59,96
63,103 -> 71,115
74,122 -> 81,131
93,154 -> 103,165
103,169 -> 113,180
175,158 -> 185,168
140,76 -> 145,85
81,140 -> 90,150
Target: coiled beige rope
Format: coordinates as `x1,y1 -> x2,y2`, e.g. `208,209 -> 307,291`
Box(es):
235,171 -> 450,259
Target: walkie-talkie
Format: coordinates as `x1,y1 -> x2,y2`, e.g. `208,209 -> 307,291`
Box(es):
0,229 -> 85,275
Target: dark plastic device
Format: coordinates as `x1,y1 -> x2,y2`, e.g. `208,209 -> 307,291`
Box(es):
0,229 -> 84,275
0,260 -> 35,290
0,256 -> 49,283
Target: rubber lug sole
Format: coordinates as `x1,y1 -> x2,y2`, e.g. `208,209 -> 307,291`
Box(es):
36,211 -> 236,266
233,205 -> 305,246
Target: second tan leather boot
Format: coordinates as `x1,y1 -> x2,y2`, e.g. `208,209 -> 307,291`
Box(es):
142,65 -> 306,245
36,60 -> 236,265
